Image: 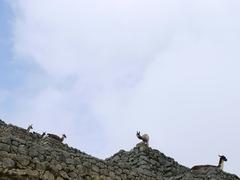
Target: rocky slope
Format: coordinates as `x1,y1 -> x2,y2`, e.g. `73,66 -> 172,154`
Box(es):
0,119 -> 239,180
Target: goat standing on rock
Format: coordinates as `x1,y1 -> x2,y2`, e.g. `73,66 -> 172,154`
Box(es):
47,133 -> 66,143
26,124 -> 33,133
191,155 -> 228,171
136,131 -> 149,146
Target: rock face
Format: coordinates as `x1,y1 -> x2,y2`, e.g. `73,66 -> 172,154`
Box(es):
106,142 -> 189,179
0,119 -> 239,180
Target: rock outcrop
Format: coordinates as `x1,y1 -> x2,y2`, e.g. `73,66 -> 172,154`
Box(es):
0,119 -> 239,180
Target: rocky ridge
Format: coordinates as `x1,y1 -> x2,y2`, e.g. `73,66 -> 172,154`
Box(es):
0,119 -> 239,180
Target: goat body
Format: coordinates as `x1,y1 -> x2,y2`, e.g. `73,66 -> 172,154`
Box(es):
33,132 -> 46,139
26,124 -> 33,132
191,155 -> 227,171
191,165 -> 217,171
136,131 -> 149,146
47,133 -> 66,142
40,132 -> 46,138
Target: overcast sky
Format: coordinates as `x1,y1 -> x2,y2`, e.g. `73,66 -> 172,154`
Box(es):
0,0 -> 240,175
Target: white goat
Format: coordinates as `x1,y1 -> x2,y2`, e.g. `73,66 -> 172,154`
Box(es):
26,124 -> 33,132
136,131 -> 149,146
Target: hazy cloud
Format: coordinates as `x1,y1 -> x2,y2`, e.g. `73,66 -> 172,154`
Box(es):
4,0 -> 240,175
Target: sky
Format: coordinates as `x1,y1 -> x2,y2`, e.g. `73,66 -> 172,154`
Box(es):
0,0 -> 240,175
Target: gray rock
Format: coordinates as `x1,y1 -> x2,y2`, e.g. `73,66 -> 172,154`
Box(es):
56,176 -> 64,180
56,164 -> 62,171
2,158 -> 15,168
42,171 -> 55,180
59,170 -> 69,179
29,147 -> 39,157
0,143 -> 10,152
18,144 -> 28,155
69,171 -> 78,178
16,156 -> 30,167
66,158 -> 75,165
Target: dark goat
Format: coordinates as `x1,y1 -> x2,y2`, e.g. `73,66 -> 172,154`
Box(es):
47,133 -> 66,142
33,132 -> 46,139
191,155 -> 228,171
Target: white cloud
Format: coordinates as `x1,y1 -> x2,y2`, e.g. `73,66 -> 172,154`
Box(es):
7,0 -> 240,175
